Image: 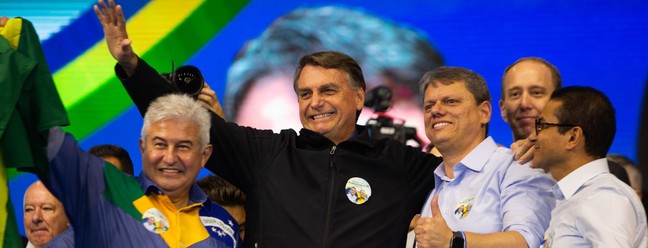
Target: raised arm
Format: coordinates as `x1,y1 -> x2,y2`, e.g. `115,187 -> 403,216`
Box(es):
93,0 -> 138,75
94,0 -> 176,115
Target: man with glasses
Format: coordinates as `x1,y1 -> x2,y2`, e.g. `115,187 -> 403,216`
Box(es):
414,67 -> 554,248
531,86 -> 647,247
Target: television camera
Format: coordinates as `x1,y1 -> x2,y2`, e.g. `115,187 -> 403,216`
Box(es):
364,86 -> 422,147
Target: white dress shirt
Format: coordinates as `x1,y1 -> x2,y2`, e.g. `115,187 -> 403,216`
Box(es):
421,137 -> 555,248
543,158 -> 648,248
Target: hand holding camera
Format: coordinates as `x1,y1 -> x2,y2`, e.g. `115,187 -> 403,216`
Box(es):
160,65 -> 225,119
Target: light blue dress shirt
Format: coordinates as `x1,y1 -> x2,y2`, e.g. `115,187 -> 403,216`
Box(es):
421,137 -> 555,248
543,158 -> 648,248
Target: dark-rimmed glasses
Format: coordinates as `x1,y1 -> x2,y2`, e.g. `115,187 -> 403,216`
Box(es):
535,119 -> 577,135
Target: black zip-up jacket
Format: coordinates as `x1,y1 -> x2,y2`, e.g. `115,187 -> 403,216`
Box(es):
117,59 -> 442,248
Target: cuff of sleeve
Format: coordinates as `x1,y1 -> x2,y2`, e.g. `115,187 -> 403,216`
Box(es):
508,228 -> 538,248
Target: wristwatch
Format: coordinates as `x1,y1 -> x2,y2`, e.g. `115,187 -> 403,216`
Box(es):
450,231 -> 465,248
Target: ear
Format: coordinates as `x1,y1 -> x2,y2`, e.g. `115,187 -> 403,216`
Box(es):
479,101 -> 492,125
139,138 -> 145,153
355,89 -> 365,111
499,99 -> 508,123
200,144 -> 213,169
565,126 -> 584,150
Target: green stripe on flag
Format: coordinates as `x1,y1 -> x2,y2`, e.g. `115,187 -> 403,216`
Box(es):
102,162 -> 144,220
61,78 -> 132,140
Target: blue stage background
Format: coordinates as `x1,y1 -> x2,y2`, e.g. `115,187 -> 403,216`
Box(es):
3,0 -> 647,236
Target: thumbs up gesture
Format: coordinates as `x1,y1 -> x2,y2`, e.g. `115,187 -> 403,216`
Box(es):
414,194 -> 454,248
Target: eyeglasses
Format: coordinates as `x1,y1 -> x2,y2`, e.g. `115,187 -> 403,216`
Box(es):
535,119 -> 577,135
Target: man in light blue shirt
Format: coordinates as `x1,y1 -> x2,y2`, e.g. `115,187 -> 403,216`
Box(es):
414,67 -> 555,248
531,86 -> 647,247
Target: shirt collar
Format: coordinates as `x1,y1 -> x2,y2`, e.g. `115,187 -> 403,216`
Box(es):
555,158 -> 609,200
433,136 -> 498,188
460,136 -> 498,172
136,173 -> 208,204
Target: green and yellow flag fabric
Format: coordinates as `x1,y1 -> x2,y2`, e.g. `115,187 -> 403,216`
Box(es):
0,17 -> 69,247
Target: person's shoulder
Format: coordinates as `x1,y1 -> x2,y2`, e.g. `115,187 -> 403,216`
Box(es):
574,178 -> 644,219
44,229 -> 74,248
583,174 -> 640,201
505,159 -> 551,180
498,154 -> 555,188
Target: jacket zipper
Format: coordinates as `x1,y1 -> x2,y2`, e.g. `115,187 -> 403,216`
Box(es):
320,145 -> 337,247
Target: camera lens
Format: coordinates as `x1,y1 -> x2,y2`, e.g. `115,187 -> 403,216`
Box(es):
173,65 -> 204,97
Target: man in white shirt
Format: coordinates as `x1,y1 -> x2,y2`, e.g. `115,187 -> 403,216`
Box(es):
531,86 -> 648,247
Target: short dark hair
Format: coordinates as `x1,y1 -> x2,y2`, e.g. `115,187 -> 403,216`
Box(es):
550,86 -> 615,158
419,66 -> 491,135
501,57 -> 562,100
419,66 -> 491,105
89,144 -> 134,175
197,175 -> 246,208
294,51 -> 366,92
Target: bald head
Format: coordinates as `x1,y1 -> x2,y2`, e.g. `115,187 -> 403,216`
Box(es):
23,181 -> 69,248
500,58 -> 561,140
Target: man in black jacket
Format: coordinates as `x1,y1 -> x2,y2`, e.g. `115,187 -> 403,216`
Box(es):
96,3 -> 436,246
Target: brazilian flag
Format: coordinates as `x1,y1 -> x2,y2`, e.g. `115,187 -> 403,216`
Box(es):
0,17 -> 69,246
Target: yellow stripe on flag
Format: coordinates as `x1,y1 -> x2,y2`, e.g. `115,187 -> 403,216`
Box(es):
53,0 -> 206,108
0,151 -> 10,245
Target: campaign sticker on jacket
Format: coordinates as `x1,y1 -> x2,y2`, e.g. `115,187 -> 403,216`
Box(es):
345,177 -> 372,205
454,196 -> 474,219
142,208 -> 170,234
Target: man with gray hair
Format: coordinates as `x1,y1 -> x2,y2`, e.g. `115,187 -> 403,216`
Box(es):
40,94 -> 237,247
23,181 -> 70,248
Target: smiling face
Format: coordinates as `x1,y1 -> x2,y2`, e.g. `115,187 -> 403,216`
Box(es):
296,65 -> 365,144
530,100 -> 568,176
423,81 -> 491,158
24,181 -> 69,248
500,60 -> 556,141
235,72 -> 430,143
140,119 -> 211,200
